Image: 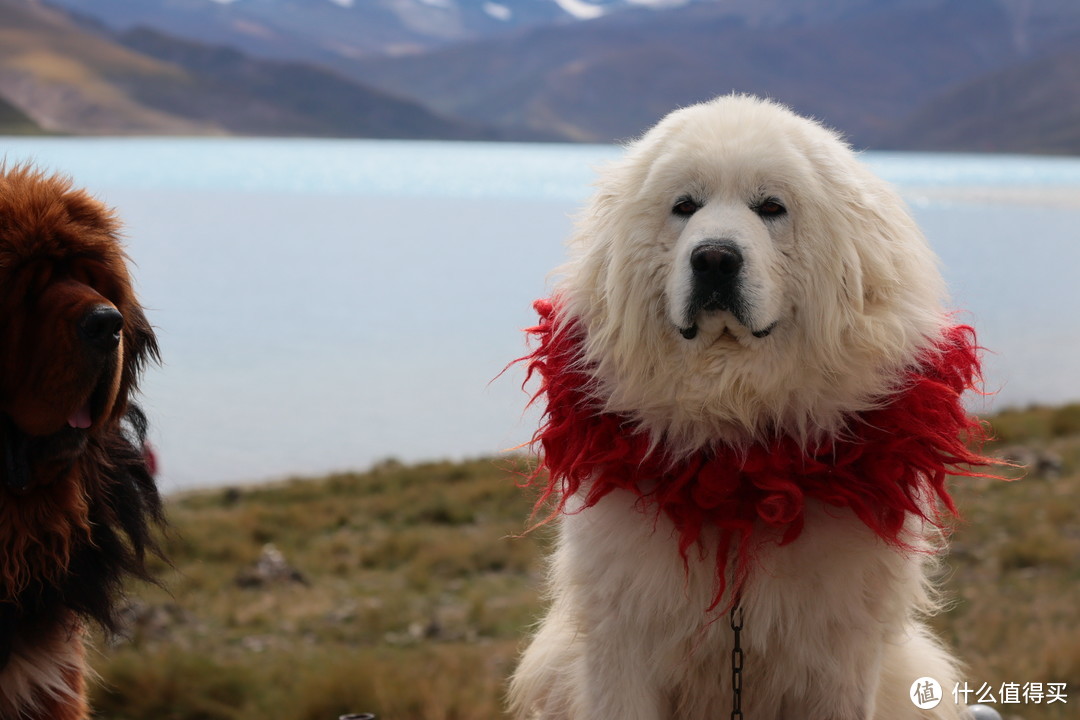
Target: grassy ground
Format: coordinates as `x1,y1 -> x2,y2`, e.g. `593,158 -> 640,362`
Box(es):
931,404 -> 1080,720
89,405 -> 1080,719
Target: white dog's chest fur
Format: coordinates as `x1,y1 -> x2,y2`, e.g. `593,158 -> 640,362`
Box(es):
511,489 -> 962,720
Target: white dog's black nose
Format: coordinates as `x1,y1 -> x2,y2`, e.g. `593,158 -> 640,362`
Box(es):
690,242 -> 743,296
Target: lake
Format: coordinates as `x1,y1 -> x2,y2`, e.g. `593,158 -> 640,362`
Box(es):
2,137 -> 1079,492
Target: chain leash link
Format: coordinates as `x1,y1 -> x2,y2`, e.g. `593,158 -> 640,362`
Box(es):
730,602 -> 744,720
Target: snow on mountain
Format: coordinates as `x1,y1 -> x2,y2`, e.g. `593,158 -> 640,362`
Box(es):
43,0 -> 703,55
483,2 -> 512,21
551,0 -> 605,20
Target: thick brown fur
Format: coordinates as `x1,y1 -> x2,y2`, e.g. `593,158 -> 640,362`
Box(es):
0,166 -> 163,719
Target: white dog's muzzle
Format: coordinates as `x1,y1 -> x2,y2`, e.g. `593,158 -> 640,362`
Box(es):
673,238 -> 778,341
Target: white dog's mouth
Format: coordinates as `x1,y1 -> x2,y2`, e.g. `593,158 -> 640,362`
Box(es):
677,313 -> 777,341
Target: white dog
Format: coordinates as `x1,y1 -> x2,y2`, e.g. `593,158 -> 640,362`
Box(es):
510,95 -> 992,720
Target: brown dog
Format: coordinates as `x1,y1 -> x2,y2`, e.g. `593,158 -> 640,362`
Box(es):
0,166 -> 163,719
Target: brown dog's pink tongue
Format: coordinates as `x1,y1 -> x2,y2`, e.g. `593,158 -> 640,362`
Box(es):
68,403 -> 92,429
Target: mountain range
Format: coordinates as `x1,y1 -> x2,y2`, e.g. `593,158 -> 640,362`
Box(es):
1,0 -> 1078,153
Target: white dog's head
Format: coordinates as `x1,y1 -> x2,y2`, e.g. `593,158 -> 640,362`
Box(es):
555,95 -> 949,452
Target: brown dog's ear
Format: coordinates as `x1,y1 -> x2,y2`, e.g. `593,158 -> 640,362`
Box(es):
121,301 -> 160,389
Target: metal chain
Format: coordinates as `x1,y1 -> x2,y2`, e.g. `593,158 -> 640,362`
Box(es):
730,602 -> 744,720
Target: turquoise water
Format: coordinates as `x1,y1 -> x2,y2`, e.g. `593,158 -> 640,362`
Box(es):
7,136 -> 1080,198
3,137 -> 615,199
2,137 -> 1078,490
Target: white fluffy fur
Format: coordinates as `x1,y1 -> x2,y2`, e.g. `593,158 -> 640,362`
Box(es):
0,622 -> 86,717
509,96 -> 966,720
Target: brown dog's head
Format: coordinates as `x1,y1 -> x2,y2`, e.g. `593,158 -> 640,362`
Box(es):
0,166 -> 159,493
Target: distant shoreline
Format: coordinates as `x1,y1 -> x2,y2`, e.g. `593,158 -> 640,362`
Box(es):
2,128 -> 1079,160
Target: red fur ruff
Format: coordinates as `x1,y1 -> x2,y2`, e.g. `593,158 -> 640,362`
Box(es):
520,298 -> 995,610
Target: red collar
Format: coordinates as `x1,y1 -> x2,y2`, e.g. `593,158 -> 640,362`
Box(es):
519,298 -> 997,610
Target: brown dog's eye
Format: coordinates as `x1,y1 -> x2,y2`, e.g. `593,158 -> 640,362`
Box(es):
672,197 -> 701,217
754,198 -> 787,219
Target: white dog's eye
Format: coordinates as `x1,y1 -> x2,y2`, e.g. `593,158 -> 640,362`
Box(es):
753,198 -> 787,219
672,196 -> 701,218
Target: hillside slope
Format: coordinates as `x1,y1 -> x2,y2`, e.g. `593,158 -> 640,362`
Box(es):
879,42 -> 1080,155
0,92 -> 42,133
0,0 -> 216,134
0,0 -> 500,139
115,28 -> 509,140
8,0 -> 1080,149
348,0 -> 1076,147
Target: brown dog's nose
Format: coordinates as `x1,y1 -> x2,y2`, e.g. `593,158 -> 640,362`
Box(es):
78,305 -> 124,351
